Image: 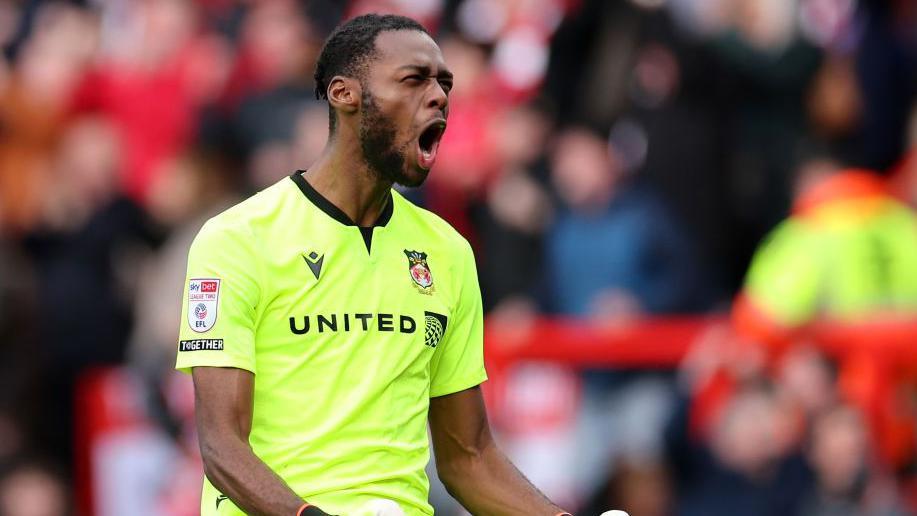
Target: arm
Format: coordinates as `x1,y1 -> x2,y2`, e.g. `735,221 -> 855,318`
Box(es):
193,366 -> 326,516
429,386 -> 568,516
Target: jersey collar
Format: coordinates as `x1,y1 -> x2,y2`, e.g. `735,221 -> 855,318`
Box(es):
290,171 -> 394,228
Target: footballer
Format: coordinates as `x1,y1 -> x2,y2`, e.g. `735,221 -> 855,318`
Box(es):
177,13 -> 576,516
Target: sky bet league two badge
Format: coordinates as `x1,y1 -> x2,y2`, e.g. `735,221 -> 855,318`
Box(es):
188,278 -> 220,332
404,250 -> 434,294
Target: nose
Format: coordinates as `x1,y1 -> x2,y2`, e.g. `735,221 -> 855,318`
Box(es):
427,81 -> 448,113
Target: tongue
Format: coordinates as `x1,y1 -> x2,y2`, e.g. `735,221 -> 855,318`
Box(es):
418,139 -> 439,169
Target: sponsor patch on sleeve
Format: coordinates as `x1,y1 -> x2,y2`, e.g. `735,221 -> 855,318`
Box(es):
179,339 -> 224,352
187,278 -> 220,332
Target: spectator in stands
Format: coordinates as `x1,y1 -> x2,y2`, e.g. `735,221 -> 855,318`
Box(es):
219,0 -> 316,113
733,160 -> 917,340
73,0 -> 230,204
0,2 -> 95,235
710,0 -> 822,242
476,102 -> 554,315
546,126 -> 708,318
546,125 -> 711,502
665,380 -> 812,516
774,344 -> 838,421
227,0 -> 324,189
800,405 -> 907,516
579,459 -> 672,516
0,457 -> 69,516
22,116 -> 156,465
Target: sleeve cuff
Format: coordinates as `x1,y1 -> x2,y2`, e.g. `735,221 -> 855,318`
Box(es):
175,352 -> 256,375
429,371 -> 488,398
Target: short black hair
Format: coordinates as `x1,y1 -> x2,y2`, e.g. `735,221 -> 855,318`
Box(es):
314,14 -> 429,132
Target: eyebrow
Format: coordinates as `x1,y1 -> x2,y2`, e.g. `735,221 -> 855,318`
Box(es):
398,64 -> 453,80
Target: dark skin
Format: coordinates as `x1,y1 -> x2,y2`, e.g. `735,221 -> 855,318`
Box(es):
305,29 -> 453,225
193,30 -> 566,516
193,367 -> 305,515
428,386 -> 565,515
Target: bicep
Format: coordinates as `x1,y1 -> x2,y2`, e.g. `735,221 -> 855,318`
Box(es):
429,386 -> 493,462
192,366 -> 255,442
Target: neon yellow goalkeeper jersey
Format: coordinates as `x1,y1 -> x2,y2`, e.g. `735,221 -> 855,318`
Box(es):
176,172 -> 487,516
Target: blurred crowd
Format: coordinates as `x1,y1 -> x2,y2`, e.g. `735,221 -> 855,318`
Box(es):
0,0 -> 915,515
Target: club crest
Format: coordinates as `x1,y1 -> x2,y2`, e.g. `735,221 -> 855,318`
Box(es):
404,250 -> 434,293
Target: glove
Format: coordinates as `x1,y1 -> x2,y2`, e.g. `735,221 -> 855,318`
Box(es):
600,511 -> 630,516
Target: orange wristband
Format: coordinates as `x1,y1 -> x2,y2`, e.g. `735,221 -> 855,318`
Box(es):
555,513 -> 573,516
297,503 -> 329,516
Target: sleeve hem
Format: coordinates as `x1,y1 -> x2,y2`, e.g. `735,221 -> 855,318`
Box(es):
429,372 -> 488,398
176,355 -> 256,375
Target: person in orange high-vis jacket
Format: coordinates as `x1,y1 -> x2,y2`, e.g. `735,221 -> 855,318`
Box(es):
733,167 -> 917,469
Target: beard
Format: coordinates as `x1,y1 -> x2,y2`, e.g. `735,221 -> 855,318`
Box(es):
359,89 -> 424,187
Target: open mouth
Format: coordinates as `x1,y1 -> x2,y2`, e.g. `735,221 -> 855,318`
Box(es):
417,120 -> 446,170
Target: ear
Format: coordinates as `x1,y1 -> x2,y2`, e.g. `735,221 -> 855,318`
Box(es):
327,76 -> 361,116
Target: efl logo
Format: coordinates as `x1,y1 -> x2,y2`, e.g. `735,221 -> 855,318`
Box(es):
188,278 -> 220,332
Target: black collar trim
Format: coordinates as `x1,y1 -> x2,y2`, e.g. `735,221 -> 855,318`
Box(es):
290,171 -> 393,228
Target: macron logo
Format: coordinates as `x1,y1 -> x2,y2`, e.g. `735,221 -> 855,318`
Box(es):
303,251 -> 324,280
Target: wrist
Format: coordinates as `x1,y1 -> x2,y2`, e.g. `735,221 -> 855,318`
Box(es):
297,503 -> 330,516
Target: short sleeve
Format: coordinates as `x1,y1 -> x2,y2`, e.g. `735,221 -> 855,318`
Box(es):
743,220 -> 822,328
429,240 -> 488,397
176,219 -> 261,375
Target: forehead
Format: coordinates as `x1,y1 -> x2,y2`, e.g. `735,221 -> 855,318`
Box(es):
371,30 -> 447,72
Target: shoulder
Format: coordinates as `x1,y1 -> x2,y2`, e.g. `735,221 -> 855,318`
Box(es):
188,180 -> 299,271
760,217 -> 813,250
195,178 -> 294,243
392,191 -> 474,258
748,217 -> 817,273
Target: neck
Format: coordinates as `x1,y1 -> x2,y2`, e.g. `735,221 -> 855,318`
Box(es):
304,131 -> 393,227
